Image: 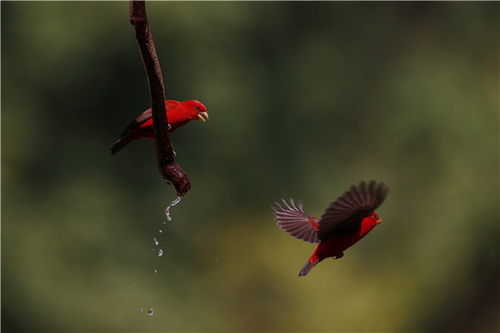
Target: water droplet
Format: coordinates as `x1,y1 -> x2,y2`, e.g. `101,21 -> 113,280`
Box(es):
164,196 -> 182,221
159,229 -> 163,233
147,308 -> 154,316
153,237 -> 159,246
171,196 -> 182,206
164,207 -> 173,221
154,268 -> 158,274
139,308 -> 144,313
215,259 -> 220,263
157,249 -> 164,257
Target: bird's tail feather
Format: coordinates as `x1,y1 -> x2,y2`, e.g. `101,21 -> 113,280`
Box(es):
298,259 -> 319,277
109,138 -> 131,155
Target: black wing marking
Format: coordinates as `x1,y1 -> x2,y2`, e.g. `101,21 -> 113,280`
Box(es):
318,181 -> 389,240
118,109 -> 152,139
272,199 -> 320,244
135,109 -> 152,124
119,100 -> 181,138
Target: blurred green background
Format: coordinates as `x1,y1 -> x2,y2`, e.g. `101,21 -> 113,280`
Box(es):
2,2 -> 499,332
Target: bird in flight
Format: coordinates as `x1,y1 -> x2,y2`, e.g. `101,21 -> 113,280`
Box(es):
110,99 -> 208,154
272,181 -> 389,276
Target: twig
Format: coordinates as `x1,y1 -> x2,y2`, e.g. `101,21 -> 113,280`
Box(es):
129,0 -> 191,196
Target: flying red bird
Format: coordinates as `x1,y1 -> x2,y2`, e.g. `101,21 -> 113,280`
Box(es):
272,181 -> 389,276
110,99 -> 208,154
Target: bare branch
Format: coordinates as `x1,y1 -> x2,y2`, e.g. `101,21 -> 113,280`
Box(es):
129,0 -> 190,196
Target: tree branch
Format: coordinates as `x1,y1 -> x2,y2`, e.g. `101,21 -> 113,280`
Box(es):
129,0 -> 190,196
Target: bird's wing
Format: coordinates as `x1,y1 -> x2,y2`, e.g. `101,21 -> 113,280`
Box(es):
119,109 -> 152,137
318,181 -> 389,240
135,109 -> 152,124
121,100 -> 180,136
272,199 -> 320,244
135,100 -> 179,124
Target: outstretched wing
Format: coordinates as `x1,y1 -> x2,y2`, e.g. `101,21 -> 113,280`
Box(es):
318,181 -> 389,240
272,199 -> 320,244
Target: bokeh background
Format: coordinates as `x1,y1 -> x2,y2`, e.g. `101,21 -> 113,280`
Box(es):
2,2 -> 499,332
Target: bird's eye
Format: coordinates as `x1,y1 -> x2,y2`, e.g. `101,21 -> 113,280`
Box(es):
372,214 -> 377,219
194,106 -> 200,111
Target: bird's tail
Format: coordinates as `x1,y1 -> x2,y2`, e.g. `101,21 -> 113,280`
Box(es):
298,258 -> 319,277
109,137 -> 131,155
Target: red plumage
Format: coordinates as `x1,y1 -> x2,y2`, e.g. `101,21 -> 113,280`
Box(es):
110,99 -> 208,154
272,181 -> 389,276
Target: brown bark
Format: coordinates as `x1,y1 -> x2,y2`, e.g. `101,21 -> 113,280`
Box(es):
129,0 -> 190,196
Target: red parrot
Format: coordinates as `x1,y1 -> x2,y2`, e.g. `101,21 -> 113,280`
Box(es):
110,99 -> 208,154
272,181 -> 389,276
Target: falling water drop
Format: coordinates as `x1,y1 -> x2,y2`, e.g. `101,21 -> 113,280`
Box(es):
172,196 -> 182,206
147,308 -> 154,316
164,196 -> 182,221
159,229 -> 163,233
157,249 -> 164,257
154,268 -> 158,274
153,237 -> 159,246
139,308 -> 144,313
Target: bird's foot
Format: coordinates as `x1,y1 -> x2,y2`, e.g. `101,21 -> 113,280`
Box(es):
333,252 -> 344,259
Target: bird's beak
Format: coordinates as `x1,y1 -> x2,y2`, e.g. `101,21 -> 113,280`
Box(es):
197,111 -> 209,122
376,217 -> 383,224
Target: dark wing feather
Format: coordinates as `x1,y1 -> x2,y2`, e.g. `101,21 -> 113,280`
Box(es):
118,109 -> 152,138
135,109 -> 152,124
121,100 -> 180,137
318,181 -> 389,240
272,199 -> 320,244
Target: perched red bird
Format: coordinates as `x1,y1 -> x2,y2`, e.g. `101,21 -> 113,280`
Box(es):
272,181 -> 389,276
110,99 -> 208,154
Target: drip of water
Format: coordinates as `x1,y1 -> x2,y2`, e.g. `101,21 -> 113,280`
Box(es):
164,196 -> 182,221
136,197 -> 182,316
